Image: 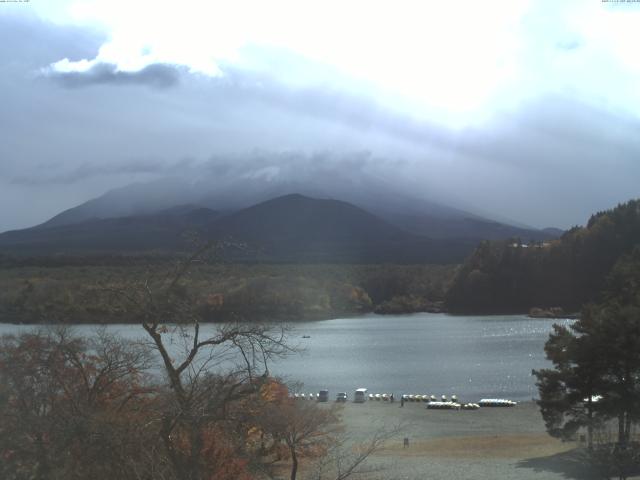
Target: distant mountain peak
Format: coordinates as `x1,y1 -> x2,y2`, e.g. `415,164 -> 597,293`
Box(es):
17,175 -> 558,247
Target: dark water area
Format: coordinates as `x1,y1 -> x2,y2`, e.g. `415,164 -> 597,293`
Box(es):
0,313 -> 571,402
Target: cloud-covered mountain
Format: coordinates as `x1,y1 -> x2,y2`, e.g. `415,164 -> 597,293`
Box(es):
2,8 -> 640,234
0,180 -> 559,263
28,174 -> 558,244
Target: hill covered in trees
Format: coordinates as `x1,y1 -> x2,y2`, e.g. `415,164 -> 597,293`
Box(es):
0,263 -> 455,324
446,199 -> 640,313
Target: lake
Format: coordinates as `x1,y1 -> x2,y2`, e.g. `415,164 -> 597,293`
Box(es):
0,313 -> 571,402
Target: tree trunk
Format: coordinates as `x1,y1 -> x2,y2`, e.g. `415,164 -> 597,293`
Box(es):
290,447 -> 298,480
587,396 -> 593,450
618,413 -> 626,445
35,433 -> 49,480
160,416 -> 189,480
624,413 -> 632,445
189,420 -> 204,480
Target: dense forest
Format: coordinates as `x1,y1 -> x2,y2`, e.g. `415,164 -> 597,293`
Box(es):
0,262 -> 455,323
446,199 -> 640,313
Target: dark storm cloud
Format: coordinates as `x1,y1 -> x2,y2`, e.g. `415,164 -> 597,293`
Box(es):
45,62 -> 182,89
211,66 -> 456,152
41,57 -> 453,151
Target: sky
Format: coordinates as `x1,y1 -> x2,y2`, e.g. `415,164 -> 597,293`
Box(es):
1,0 -> 639,232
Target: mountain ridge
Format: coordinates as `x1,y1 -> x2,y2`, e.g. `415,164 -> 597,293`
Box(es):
0,193 -> 475,263
17,177 -> 560,243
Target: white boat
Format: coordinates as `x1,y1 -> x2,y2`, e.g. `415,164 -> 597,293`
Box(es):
427,401 -> 461,410
478,398 -> 517,407
375,393 -> 381,400
583,395 -> 603,403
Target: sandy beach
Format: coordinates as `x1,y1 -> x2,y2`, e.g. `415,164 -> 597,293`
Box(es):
313,400 -> 609,480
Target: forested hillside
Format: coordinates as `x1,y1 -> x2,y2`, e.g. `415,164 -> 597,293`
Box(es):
446,199 -> 640,313
0,263 -> 455,323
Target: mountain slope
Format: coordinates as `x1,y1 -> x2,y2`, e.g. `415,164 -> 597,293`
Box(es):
0,205 -> 220,253
380,213 -> 556,241
210,194 -> 408,243
25,176 -> 559,242
0,194 -> 473,263
36,178 -> 198,229
205,194 -> 472,262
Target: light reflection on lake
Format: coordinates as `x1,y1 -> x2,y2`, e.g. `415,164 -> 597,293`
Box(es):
0,313 -> 571,402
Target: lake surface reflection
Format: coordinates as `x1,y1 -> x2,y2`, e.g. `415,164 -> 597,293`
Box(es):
0,313 -> 571,402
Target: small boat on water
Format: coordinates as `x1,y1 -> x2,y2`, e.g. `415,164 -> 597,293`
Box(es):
462,403 -> 480,410
375,394 -> 381,401
583,395 -> 603,403
478,398 -> 517,407
302,335 -> 311,338
427,401 -> 461,410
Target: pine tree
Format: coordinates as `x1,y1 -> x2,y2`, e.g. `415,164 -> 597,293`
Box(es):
534,247 -> 640,449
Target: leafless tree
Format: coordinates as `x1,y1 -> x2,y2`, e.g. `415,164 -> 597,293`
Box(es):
305,422 -> 404,480
111,244 -> 296,480
258,399 -> 341,480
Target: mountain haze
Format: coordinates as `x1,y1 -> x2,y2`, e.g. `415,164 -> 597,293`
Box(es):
22,176 -> 559,244
0,194 -> 476,263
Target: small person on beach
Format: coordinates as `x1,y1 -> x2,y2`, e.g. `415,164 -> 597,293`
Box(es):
400,395 -> 404,407
390,393 -> 394,403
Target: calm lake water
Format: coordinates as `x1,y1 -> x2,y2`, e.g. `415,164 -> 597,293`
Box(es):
0,313 -> 571,402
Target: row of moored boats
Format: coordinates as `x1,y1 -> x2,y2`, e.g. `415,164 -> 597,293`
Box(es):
292,391 -> 517,409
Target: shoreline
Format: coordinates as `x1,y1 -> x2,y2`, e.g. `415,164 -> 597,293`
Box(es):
0,310 -> 537,326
